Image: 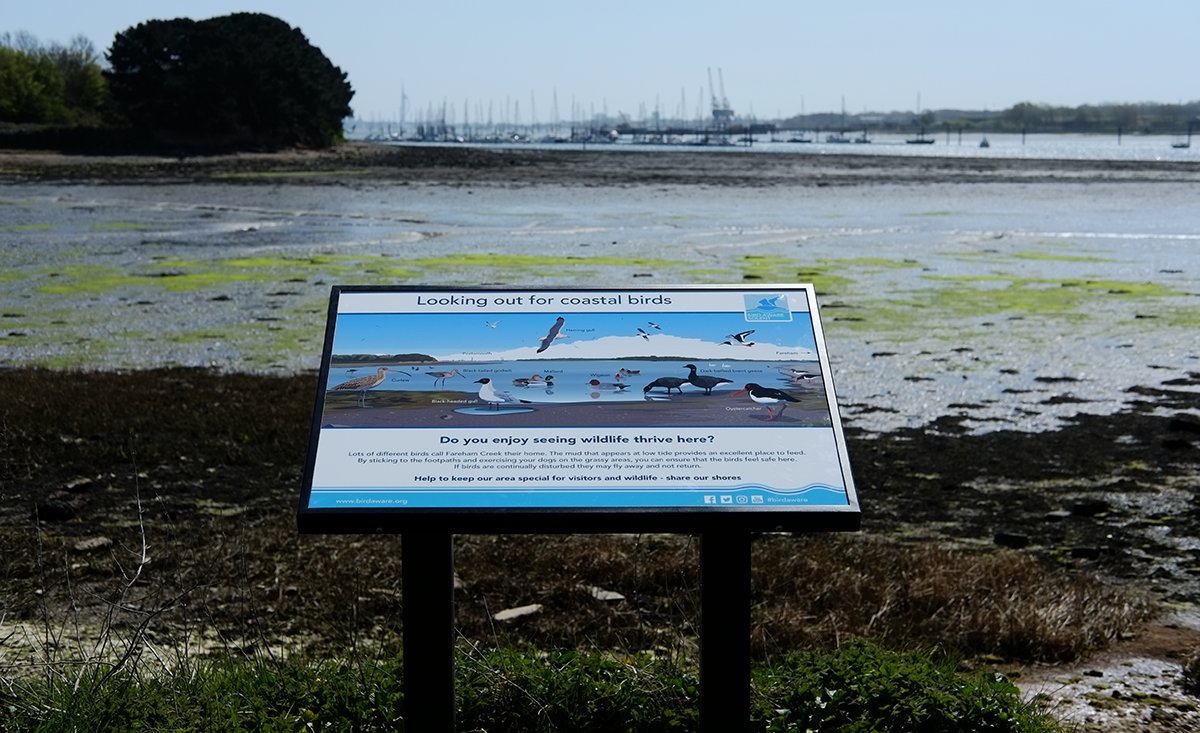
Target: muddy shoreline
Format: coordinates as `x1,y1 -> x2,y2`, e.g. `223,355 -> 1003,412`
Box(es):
4,141 -> 1200,187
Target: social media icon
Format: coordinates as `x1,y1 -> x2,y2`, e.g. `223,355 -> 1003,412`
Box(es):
720,495 -> 734,504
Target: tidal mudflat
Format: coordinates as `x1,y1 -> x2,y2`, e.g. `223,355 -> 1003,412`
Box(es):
2,145 -> 1199,730
2,145 -> 1198,435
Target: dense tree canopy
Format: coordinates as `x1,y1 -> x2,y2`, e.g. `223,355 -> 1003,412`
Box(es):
0,32 -> 107,125
105,13 -> 353,148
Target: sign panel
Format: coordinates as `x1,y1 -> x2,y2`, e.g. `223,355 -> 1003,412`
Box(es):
297,285 -> 859,532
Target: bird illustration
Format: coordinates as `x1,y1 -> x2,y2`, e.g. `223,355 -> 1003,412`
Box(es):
329,367 -> 393,407
683,364 -> 733,395
475,378 -> 527,409
757,295 -> 784,310
485,320 -> 501,329
536,316 -> 566,353
587,378 -> 631,391
648,321 -> 662,330
636,327 -> 651,340
781,368 -> 821,386
722,330 -> 756,347
731,383 -> 801,421
426,368 -> 463,387
513,374 -> 555,387
643,376 -> 689,395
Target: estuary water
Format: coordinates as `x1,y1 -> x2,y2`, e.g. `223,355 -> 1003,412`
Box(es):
1,146 -> 1198,434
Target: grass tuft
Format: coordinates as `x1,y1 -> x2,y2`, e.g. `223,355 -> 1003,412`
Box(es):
1,643 -> 1063,732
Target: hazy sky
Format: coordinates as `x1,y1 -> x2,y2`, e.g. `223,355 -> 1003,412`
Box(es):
9,1 -> 1198,122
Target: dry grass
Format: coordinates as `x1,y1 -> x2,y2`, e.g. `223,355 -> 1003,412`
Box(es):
0,368 -> 1162,674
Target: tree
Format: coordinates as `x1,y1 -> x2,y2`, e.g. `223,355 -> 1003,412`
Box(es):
105,13 -> 353,148
0,32 -> 106,125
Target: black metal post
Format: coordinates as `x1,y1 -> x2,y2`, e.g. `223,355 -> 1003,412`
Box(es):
700,530 -> 753,733
402,531 -> 455,731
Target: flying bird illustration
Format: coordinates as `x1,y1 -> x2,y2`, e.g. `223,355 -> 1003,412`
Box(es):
536,316 -> 566,353
757,295 -> 785,309
485,320 -> 501,328
648,321 -> 662,330
637,327 -> 651,340
722,330 -> 756,347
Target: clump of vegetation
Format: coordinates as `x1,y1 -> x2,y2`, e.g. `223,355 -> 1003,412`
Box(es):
2,13 -> 352,151
1183,647 -> 1200,696
0,368 -> 1171,731
0,32 -> 108,126
0,643 -> 1061,732
105,13 -> 352,148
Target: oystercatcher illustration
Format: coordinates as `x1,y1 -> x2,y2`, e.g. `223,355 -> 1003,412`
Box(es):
732,383 -> 801,420
722,330 -> 755,347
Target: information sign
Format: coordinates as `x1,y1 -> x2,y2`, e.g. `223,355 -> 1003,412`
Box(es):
297,285 -> 859,532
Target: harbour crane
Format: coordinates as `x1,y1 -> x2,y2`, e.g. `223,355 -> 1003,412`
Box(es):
707,67 -> 734,130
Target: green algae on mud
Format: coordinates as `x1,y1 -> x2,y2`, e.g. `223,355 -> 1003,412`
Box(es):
920,275 -> 1180,316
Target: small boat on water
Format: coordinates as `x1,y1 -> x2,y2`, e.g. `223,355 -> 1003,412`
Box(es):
1172,126 -> 1192,149
979,137 -> 991,148
826,132 -> 851,143
906,128 -> 935,144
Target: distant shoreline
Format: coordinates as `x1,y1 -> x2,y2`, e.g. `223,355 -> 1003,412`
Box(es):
3,141 -> 1200,186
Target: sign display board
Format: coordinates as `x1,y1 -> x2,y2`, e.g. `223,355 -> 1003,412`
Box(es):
297,285 -> 859,532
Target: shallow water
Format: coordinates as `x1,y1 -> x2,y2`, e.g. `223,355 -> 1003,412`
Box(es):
1,175 -> 1198,434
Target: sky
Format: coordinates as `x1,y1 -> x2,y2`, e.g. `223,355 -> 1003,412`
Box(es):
331,311 -> 817,362
8,1 -> 1199,123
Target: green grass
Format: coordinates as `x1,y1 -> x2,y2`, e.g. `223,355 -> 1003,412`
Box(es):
0,642 -> 1061,732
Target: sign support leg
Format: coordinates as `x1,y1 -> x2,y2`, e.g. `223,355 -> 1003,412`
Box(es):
402,531 -> 455,731
700,530 -> 752,733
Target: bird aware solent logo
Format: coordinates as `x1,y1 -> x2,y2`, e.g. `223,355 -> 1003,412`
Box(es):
743,293 -> 792,322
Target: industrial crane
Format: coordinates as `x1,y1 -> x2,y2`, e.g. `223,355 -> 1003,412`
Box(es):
707,67 -> 734,130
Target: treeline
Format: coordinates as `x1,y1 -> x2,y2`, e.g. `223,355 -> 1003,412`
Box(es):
787,99 -> 1200,135
958,100 -> 1198,134
0,32 -> 107,126
0,13 -> 352,151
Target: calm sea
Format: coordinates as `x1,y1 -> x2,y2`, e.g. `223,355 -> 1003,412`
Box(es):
363,131 -> 1198,163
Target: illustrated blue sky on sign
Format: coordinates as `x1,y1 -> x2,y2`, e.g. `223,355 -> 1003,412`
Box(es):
331,310 -> 819,362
